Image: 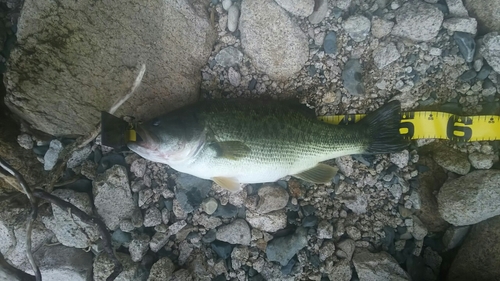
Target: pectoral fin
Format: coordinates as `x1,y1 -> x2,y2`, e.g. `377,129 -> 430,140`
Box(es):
293,163 -> 339,183
211,141 -> 251,160
212,177 -> 242,192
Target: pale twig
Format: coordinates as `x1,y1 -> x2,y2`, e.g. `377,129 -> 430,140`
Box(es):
109,64 -> 146,114
0,158 -> 41,281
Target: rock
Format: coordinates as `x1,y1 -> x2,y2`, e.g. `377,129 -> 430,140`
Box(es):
337,239 -> 356,260
323,31 -> 337,54
445,0 -> 469,17
170,269 -> 194,281
17,134 -> 33,150
371,16 -> 394,38
352,249 -> 411,281
147,257 -> 175,281
211,240 -> 233,259
308,0 -> 328,24
480,32 -> 500,73
336,0 -> 352,10
463,0 -> 500,34
143,207 -> 162,227
256,184 -> 289,214
93,252 -> 140,281
447,216 -> 500,281
391,2 -> 444,42
246,210 -> 287,232
228,67 -> 241,86
93,165 -> 139,230
442,18 -> 477,35
44,139 -> 63,170
201,197 -> 218,215
42,189 -> 99,248
343,16 -> 371,42
341,193 -> 368,214
415,156 -> 449,232
423,247 -> 442,278
213,204 -> 239,218
216,219 -> 251,245
373,43 -> 400,70
342,59 -> 364,96
454,32 -> 475,63
477,65 -> 493,80
274,0 -> 314,17
442,225 -> 470,250
231,246 -> 250,269
111,230 -> 132,248
222,0 -> 232,10
130,158 -> 147,178
432,146 -> 470,175
129,233 -> 150,262
302,215 -> 318,227
326,260 -> 352,281
468,152 -> 496,169
319,240 -> 336,261
227,5 -> 239,32
239,0 -> 309,79
459,69 -> 477,82
22,245 -> 93,281
266,227 -> 308,266
67,145 -> 92,169
215,46 -> 243,67
317,220 -> 334,239
5,0 -> 215,136
411,216 -> 428,240
346,226 -> 361,241
438,170 -> 500,225
175,173 -> 212,213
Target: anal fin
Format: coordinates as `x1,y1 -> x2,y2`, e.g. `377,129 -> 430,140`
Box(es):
293,163 -> 339,183
212,177 -> 242,192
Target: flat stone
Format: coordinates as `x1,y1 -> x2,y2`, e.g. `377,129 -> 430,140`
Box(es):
468,152 -> 496,169
373,43 -> 400,69
256,184 -> 289,214
227,5 -> 239,32
391,2 -> 444,42
438,170 -> 500,225
443,18 -> 477,34
93,165 -> 139,230
432,145 -> 470,175
266,227 -> 308,266
246,210 -> 287,233
342,59 -> 364,96
454,32 -> 475,63
442,225 -> 470,250
445,0 -> 469,17
308,0 -> 328,24
216,219 -> 251,245
323,31 -> 337,54
215,46 -> 243,67
275,0 -> 314,17
353,249 -> 411,281
239,0 -> 309,79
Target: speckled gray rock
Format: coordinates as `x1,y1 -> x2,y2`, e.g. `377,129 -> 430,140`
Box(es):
480,32 -> 500,73
411,216 -> 428,240
17,134 -> 33,149
308,0 -> 328,24
438,170 -> 500,225
468,152 -> 496,169
246,210 -> 287,232
42,189 -> 99,248
93,165 -> 139,230
353,249 -> 411,281
93,252 -> 141,281
143,206 -> 162,227
391,2 -> 444,42
5,0 -> 216,136
342,59 -> 364,96
147,257 -> 175,281
44,140 -> 63,170
445,0 -> 469,17
215,46 -> 243,67
373,43 -> 400,70
227,5 -> 239,32
337,239 -> 356,260
129,233 -> 150,262
371,16 -> 394,38
216,219 -> 251,245
256,184 -> 289,214
266,227 -> 308,266
275,0 -> 314,17
327,260 -> 352,281
67,145 -> 92,169
463,0 -> 500,34
442,225 -> 470,250
447,216 -> 500,281
442,18 -> 477,34
432,146 -> 470,175
239,0 -> 308,79
343,15 -> 371,42
201,197 -> 218,215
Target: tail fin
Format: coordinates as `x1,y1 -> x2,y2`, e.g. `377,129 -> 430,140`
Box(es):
358,100 -> 409,154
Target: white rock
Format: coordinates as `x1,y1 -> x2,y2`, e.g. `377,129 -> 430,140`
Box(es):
433,146 -> 470,175
143,206 -> 162,227
215,46 -> 243,67
44,139 -> 63,170
275,0 -> 314,17
438,170 -> 500,225
228,67 -> 241,86
216,219 -> 251,245
412,216 -> 428,240
240,0 -> 309,79
246,210 -> 287,232
308,0 -> 328,24
222,0 -> 232,10
480,32 -> 500,73
353,249 -> 411,281
468,152 -> 496,169
392,2 -> 444,42
343,15 -> 371,42
337,239 -> 356,260
129,234 -> 150,262
373,43 -> 400,69
201,197 -> 218,215
227,5 -> 239,32
445,0 -> 469,17
317,220 -> 334,239
336,0 -> 352,10
256,184 -> 289,214
443,18 -> 477,34
17,134 -> 33,149
371,16 -> 394,38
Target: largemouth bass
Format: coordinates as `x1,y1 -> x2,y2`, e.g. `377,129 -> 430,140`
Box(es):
127,100 -> 408,191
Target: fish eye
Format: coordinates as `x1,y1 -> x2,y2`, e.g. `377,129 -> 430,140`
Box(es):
152,118 -> 160,127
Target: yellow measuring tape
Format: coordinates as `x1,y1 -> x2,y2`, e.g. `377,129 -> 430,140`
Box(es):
319,111 -> 500,142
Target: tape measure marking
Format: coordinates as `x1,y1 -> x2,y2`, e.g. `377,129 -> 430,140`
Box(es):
319,111 -> 500,142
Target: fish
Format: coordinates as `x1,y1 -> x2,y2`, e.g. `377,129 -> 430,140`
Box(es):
127,99 -> 408,191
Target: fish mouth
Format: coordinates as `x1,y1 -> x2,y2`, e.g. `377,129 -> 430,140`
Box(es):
127,125 -> 159,151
